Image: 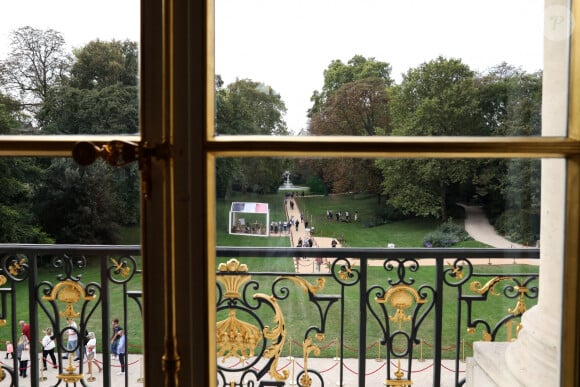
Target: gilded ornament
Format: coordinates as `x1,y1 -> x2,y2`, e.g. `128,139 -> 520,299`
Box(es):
8,258 -> 26,276
375,285 -> 426,329
279,276 -> 325,294
42,280 -> 95,319
216,309 -> 262,361
217,259 -> 250,299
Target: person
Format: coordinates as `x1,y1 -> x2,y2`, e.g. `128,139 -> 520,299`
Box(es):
331,239 -> 338,248
85,332 -> 102,373
17,334 -> 29,378
41,327 -> 57,370
116,329 -> 126,375
5,340 -> 13,359
63,317 -> 79,360
19,320 -> 30,341
110,318 -> 122,359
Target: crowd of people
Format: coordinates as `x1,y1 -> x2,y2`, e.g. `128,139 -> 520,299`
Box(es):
325,209 -> 358,223
8,318 -> 127,378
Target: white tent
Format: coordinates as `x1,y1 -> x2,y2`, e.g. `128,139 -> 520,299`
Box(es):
228,202 -> 270,236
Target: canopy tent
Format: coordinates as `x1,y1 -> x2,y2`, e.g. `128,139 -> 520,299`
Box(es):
229,202 -> 270,236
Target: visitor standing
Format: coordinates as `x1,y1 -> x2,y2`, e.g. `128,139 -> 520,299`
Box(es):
63,318 -> 79,360
116,329 -> 126,375
5,340 -> 13,358
19,320 -> 30,341
17,335 -> 29,378
41,327 -> 57,370
110,318 -> 123,359
85,332 -> 102,372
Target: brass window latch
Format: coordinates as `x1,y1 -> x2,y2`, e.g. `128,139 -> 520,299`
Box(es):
72,140 -> 171,199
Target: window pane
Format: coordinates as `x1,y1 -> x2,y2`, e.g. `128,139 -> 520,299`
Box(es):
0,0 -> 140,135
213,156 -> 557,386
215,1 -> 570,137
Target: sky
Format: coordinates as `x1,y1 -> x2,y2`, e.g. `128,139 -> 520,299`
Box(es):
0,0 -> 545,133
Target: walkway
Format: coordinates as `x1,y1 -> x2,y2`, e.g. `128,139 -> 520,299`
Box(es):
284,195 -> 337,273
2,353 -> 144,387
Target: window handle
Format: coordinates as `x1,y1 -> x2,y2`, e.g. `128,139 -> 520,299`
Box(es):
72,140 -> 171,199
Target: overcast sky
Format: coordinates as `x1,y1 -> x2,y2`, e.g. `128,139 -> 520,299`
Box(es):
1,0 -> 544,133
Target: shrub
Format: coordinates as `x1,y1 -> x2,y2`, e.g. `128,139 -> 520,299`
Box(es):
423,217 -> 471,247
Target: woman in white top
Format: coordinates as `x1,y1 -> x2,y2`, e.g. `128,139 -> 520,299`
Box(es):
85,332 -> 102,372
41,327 -> 57,370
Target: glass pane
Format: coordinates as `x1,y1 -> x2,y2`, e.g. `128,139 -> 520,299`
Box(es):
0,0 -> 140,135
0,156 -> 141,384
215,1 -> 570,137
213,156 -> 561,386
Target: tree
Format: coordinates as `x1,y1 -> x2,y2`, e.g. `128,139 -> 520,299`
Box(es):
377,57 -> 480,220
33,159 -> 122,244
38,83 -> 138,134
216,78 -> 288,136
309,77 -> 390,136
215,77 -> 289,196
0,92 -> 20,134
70,39 -> 138,89
308,57 -> 392,198
309,55 -> 392,116
473,64 -> 542,243
0,26 -> 70,119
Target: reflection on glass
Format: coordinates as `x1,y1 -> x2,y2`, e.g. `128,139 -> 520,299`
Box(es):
215,1 -> 544,136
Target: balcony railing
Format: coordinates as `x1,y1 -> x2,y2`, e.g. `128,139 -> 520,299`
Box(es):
0,245 -> 539,387
216,247 -> 539,387
0,244 -> 142,387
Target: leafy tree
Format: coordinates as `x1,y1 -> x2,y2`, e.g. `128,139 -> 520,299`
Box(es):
33,159 -> 122,244
0,26 -> 71,120
0,92 -> 20,134
0,158 -> 54,243
38,83 -> 138,134
377,57 -> 480,220
216,78 -> 288,136
215,77 -> 289,196
70,39 -> 138,89
309,77 -> 390,136
309,55 -> 392,116
473,64 -> 542,243
308,57 -> 392,198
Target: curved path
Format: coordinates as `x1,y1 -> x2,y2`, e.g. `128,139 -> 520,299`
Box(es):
458,204 -> 527,248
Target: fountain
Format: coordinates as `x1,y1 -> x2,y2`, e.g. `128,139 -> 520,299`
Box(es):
278,170 -> 309,192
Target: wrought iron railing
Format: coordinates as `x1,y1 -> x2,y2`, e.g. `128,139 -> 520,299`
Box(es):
0,245 -> 539,387
215,247 -> 540,387
0,244 -> 142,387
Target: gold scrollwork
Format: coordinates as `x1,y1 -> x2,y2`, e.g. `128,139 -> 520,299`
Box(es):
338,264 -> 355,281
375,285 -> 426,329
279,276 -> 325,294
42,280 -> 95,319
8,258 -> 26,276
299,337 -> 322,387
255,293 -> 288,382
469,276 -> 512,295
110,257 -> 132,278
217,259 -> 250,299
